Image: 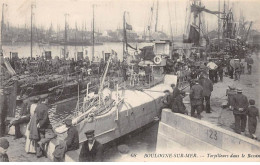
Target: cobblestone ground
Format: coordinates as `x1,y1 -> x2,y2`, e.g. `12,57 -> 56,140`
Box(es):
5,135 -> 50,162
184,53 -> 260,140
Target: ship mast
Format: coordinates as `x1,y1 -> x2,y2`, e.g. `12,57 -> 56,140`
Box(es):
155,0 -> 159,32
64,13 -> 69,59
0,3 -> 7,87
167,0 -> 173,42
92,5 -> 95,60
198,1 -> 201,46
30,3 -> 34,59
0,3 -> 6,52
217,0 -> 220,50
123,11 -> 126,59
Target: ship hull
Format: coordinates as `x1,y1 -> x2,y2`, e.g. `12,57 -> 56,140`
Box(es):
67,80 -> 174,145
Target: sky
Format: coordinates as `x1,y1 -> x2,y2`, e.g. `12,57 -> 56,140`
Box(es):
1,0 -> 260,35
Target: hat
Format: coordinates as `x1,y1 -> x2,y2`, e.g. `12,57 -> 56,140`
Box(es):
0,138 -> 9,149
180,91 -> 186,96
163,90 -> 170,93
237,88 -> 242,93
33,96 -> 40,102
228,85 -> 236,90
249,99 -> 255,105
117,144 -> 129,154
85,130 -> 95,136
64,119 -> 72,126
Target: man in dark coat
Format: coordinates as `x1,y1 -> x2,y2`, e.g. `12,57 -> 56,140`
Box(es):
36,98 -> 56,157
162,90 -> 172,109
247,99 -> 259,139
64,119 -> 79,151
79,130 -> 103,162
9,100 -> 31,139
172,91 -> 188,115
53,119 -> 79,162
233,88 -> 249,135
0,138 -> 9,162
217,63 -> 224,82
199,74 -> 213,113
190,79 -> 203,119
189,67 -> 197,88
226,85 -> 237,109
144,64 -> 152,84
171,84 -> 180,101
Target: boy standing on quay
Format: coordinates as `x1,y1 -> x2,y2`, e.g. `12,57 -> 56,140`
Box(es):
247,99 -> 259,139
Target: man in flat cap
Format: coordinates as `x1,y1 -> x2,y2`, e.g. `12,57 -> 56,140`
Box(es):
172,91 -> 188,115
171,83 -> 180,101
189,79 -> 203,119
198,74 -> 213,113
64,119 -> 79,151
53,119 -> 79,162
79,130 -> 103,162
0,137 -> 9,162
233,88 -> 249,135
247,99 -> 259,139
36,98 -> 56,157
9,99 -> 31,140
226,85 -> 237,109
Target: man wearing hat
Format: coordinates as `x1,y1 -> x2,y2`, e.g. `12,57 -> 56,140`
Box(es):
189,66 -> 198,88
53,119 -> 79,162
162,90 -> 172,108
172,91 -> 188,115
199,74 -> 213,113
79,130 -> 103,162
234,59 -> 241,81
189,79 -> 203,119
35,98 -> 55,157
226,85 -> 237,109
9,99 -> 32,139
0,137 -> 9,162
64,119 -> 79,151
247,99 -> 259,139
233,88 -> 249,135
171,83 -> 180,101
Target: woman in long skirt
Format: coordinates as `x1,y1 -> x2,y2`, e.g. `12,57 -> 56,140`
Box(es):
25,98 -> 39,153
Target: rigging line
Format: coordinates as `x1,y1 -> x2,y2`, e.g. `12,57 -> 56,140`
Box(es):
186,1 -> 192,37
184,0 -> 189,35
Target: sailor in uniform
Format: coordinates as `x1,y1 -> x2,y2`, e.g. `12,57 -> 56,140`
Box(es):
79,130 -> 103,162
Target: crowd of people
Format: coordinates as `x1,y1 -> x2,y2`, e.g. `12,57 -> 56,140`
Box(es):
0,96 -> 104,162
161,52 -> 258,140
8,55 -> 123,77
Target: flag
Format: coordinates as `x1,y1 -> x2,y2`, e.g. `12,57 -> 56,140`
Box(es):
187,25 -> 200,45
126,23 -> 132,30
